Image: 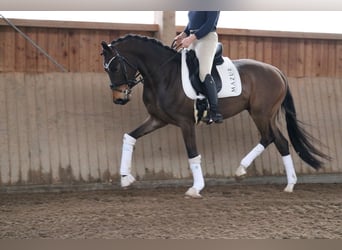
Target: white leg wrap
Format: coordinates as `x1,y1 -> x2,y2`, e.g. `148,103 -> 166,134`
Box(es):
120,134 -> 136,187
240,143 -> 265,169
282,154 -> 297,192
185,155 -> 204,198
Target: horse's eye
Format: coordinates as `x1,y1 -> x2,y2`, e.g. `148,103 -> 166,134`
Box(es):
105,63 -> 118,73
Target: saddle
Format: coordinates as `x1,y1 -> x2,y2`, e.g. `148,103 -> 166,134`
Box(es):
181,43 -> 242,123
186,43 -> 224,96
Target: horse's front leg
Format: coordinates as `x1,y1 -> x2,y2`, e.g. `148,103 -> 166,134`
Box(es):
120,116 -> 166,188
180,124 -> 204,198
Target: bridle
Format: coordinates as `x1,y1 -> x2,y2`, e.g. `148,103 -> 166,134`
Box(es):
103,46 -> 144,96
103,41 -> 180,99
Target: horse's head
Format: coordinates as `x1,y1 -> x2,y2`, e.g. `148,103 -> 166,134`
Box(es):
101,41 -> 142,105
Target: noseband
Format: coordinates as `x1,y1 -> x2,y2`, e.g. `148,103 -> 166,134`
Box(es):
103,46 -> 144,92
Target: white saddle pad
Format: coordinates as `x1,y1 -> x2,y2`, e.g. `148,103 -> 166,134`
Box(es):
181,49 -> 242,100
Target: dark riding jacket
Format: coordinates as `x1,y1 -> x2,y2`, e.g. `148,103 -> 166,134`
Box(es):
184,11 -> 220,40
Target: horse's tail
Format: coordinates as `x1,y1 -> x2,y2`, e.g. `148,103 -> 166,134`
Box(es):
282,83 -> 331,170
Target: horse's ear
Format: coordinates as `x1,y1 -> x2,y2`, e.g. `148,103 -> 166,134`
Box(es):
101,41 -> 111,52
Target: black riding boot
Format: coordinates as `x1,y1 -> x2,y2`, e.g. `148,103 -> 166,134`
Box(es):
202,74 -> 223,124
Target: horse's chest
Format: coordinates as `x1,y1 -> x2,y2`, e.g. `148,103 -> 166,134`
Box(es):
143,91 -> 160,109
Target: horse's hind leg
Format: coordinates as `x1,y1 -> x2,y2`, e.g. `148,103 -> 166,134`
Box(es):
235,114 -> 298,192
235,116 -> 271,180
235,143 -> 265,179
272,127 -> 297,192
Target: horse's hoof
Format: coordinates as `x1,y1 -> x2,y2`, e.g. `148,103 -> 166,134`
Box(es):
234,165 -> 247,182
284,183 -> 295,193
121,174 -> 135,188
184,187 -> 203,199
234,175 -> 246,182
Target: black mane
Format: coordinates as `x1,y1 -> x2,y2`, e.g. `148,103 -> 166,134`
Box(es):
110,34 -> 177,55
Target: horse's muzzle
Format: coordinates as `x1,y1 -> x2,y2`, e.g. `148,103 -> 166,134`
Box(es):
114,98 -> 129,105
111,85 -> 131,105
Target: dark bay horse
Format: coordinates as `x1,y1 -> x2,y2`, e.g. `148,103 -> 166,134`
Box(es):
101,34 -> 329,198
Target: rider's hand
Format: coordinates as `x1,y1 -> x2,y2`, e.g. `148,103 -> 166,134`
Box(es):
181,34 -> 197,48
174,32 -> 187,48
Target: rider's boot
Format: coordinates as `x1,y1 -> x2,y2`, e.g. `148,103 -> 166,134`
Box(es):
202,74 -> 223,124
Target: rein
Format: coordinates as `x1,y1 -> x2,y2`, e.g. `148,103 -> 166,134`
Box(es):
155,51 -> 180,72
147,40 -> 182,78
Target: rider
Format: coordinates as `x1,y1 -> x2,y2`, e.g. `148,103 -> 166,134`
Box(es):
174,11 -> 223,124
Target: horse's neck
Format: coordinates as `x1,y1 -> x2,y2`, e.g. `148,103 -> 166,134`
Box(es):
130,47 -> 177,82
140,49 -> 174,68
121,39 -> 175,66
118,39 -> 180,90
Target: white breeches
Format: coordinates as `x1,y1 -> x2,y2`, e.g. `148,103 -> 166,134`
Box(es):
188,32 -> 218,81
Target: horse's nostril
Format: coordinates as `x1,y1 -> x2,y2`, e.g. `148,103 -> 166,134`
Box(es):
114,99 -> 128,105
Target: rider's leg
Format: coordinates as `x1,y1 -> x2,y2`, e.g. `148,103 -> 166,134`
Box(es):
190,32 -> 222,124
